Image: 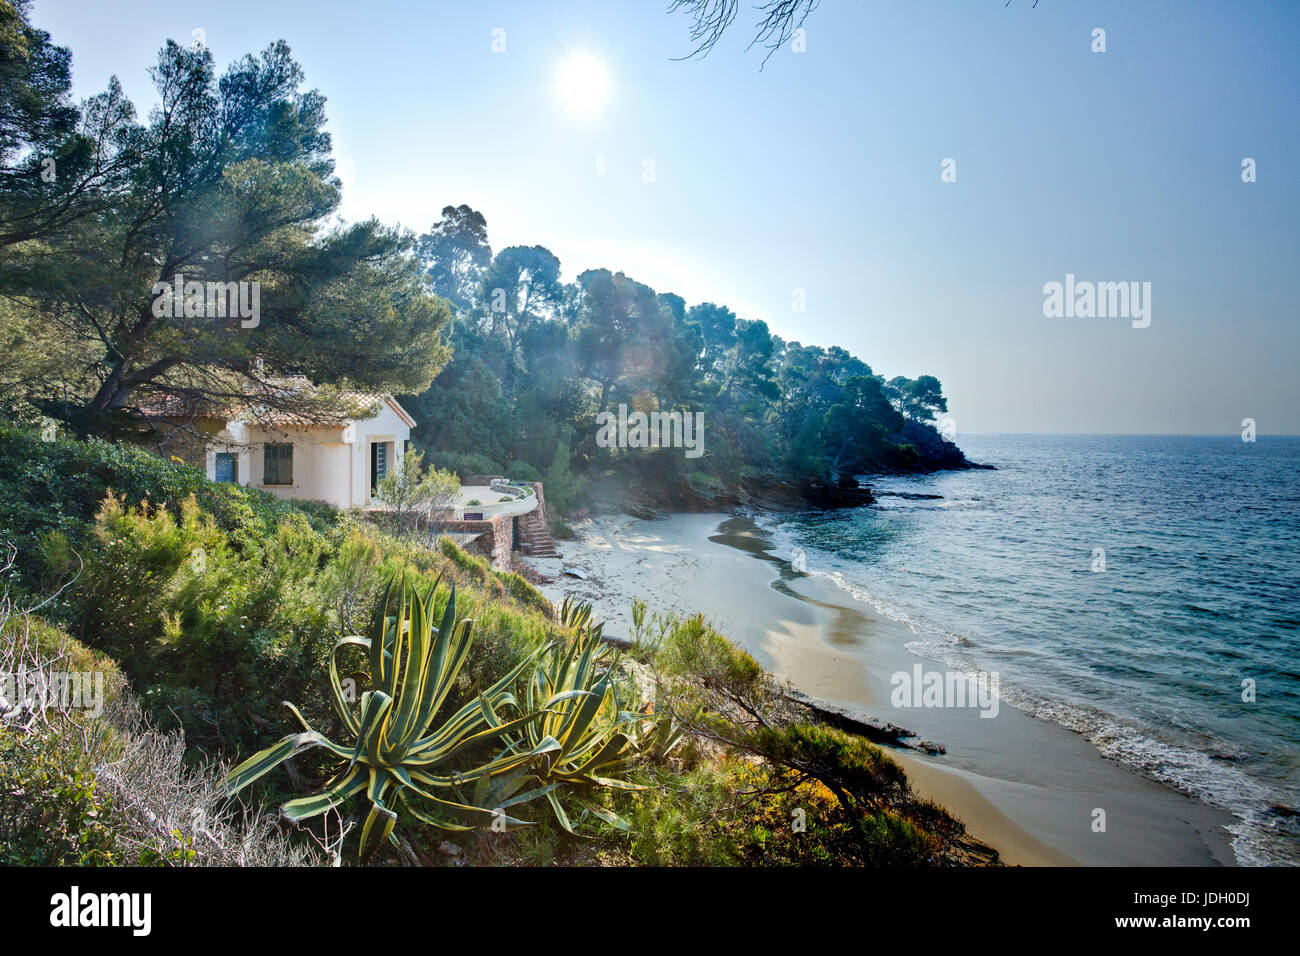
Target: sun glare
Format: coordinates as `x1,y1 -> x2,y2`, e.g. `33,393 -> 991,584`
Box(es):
554,52 -> 612,119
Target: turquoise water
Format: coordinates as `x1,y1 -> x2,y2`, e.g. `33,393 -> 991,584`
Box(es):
760,434 -> 1300,865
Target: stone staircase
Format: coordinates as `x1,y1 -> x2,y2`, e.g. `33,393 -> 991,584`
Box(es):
518,510 -> 559,559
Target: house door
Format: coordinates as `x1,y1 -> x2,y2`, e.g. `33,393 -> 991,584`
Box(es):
214,452 -> 236,483
370,441 -> 388,495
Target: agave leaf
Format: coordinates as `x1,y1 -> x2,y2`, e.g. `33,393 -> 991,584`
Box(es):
328,636 -> 369,734
546,788 -> 576,834
393,771 -> 533,829
225,730 -> 347,795
387,586 -> 430,746
351,690 -> 394,770
358,773 -> 400,860
587,775 -> 648,791
280,764 -> 368,822
281,700 -> 314,733
541,688 -> 599,710
578,800 -> 630,831
573,731 -> 632,773
409,709 -> 546,766
556,672 -> 612,756
224,572 -> 574,855
407,642 -> 551,757
397,790 -> 476,831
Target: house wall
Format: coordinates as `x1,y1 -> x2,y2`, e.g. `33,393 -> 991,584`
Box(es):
345,400 -> 413,508
204,422 -> 251,486
243,426 -> 351,506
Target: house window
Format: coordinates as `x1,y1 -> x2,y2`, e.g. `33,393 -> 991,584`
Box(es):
264,443 -> 293,485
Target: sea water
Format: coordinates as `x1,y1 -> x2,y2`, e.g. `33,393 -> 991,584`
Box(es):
759,434 -> 1300,865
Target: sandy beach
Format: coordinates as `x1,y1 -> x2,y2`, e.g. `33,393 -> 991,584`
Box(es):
524,512 -> 1238,867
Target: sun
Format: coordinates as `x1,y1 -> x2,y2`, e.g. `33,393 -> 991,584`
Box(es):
553,52 -> 612,120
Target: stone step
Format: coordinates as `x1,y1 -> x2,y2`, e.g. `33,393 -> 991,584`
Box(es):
516,510 -> 559,559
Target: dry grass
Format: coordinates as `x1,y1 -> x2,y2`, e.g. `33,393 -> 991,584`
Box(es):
1,590 -> 323,867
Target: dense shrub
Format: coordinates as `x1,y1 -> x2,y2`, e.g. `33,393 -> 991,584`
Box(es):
0,721 -> 120,865
494,569 -> 551,615
504,460 -> 542,482
656,613 -> 766,694
0,613 -> 320,866
425,449 -> 503,482
0,615 -> 125,865
54,494 -> 338,757
0,423 -> 343,591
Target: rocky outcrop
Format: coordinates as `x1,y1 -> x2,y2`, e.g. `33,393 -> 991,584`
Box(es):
782,687 -> 947,755
584,419 -> 991,517
885,419 -> 994,472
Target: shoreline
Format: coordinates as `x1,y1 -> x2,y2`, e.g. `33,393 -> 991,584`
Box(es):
523,511 -> 1238,867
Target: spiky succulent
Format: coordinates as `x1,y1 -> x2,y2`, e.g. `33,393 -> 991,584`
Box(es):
225,573 -> 553,859
491,601 -> 673,833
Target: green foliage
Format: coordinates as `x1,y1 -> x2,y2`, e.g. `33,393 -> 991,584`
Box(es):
424,449 -> 503,483
225,574 -> 553,860
655,612 -> 765,693
0,612 -> 121,865
374,446 -> 460,531
504,460 -> 542,482
2,32 -> 451,437
1,613 -> 323,867
64,492 -> 337,756
885,375 -> 948,423
0,722 -> 119,865
494,569 -> 550,615
621,765 -> 744,865
540,439 -> 581,515
0,423 -> 338,583
403,207 -> 952,515
748,722 -> 909,811
438,535 -> 491,582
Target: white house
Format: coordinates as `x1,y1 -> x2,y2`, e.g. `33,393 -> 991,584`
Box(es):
144,382 -> 416,510
207,396 -> 415,509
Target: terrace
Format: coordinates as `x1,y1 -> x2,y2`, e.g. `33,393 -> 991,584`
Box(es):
453,479 -> 537,521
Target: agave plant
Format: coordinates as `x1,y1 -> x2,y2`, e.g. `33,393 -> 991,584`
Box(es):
489,602 -> 668,834
225,573 -> 554,859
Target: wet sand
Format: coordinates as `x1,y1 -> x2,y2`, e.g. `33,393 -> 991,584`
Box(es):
526,512 -> 1238,867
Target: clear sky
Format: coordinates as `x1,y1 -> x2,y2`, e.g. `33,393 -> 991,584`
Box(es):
29,0 -> 1300,434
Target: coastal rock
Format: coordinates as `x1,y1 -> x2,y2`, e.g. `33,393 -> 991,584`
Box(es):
884,419 -> 994,472
783,687 -> 946,754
